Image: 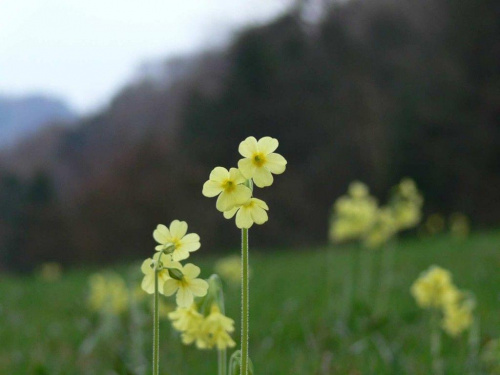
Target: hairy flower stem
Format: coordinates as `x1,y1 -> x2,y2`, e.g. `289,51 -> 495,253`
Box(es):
153,267 -> 160,375
431,310 -> 443,375
241,228 -> 249,375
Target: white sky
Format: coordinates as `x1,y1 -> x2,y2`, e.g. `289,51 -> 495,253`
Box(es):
0,0 -> 291,114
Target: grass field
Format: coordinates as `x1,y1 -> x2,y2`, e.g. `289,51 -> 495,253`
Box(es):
1,231 -> 499,374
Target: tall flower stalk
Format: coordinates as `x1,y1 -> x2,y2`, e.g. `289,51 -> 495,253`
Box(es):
203,136 -> 287,374
241,227 -> 249,375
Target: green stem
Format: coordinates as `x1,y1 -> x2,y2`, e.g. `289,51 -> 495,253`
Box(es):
431,309 -> 443,375
467,317 -> 480,374
241,228 -> 249,375
218,348 -> 227,375
153,267 -> 160,375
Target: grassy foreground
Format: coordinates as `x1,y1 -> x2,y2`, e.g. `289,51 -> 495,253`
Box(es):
0,231 -> 499,374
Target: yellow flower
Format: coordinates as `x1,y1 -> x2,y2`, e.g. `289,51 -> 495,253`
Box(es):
223,198 -> 269,229
442,299 -> 474,337
411,266 -> 458,309
153,220 -> 201,262
201,304 -> 236,350
169,304 -> 207,348
362,207 -> 397,248
237,136 -> 287,188
202,167 -> 252,211
391,178 -> 423,231
88,273 -> 129,315
163,263 -> 209,307
38,262 -> 62,282
140,254 -> 182,295
214,255 -> 244,285
329,182 -> 378,243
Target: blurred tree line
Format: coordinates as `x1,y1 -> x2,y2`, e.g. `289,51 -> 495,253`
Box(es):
0,0 -> 498,271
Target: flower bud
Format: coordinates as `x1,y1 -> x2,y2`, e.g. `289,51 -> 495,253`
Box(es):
167,268 -> 184,281
229,350 -> 254,375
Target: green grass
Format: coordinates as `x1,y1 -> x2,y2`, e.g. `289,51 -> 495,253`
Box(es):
1,231 -> 499,374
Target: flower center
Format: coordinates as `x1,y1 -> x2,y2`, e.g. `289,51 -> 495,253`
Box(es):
252,152 -> 266,167
222,179 -> 236,192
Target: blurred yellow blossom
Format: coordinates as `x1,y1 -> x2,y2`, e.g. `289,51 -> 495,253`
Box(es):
442,297 -> 474,337
449,213 -> 470,239
201,304 -> 236,350
410,266 -> 458,309
223,197 -> 269,229
38,262 -> 62,282
163,263 -> 209,307
363,207 -> 397,249
237,136 -> 287,188
329,181 -> 378,243
390,178 -> 423,231
153,220 -> 201,262
202,167 -> 252,212
169,303 -> 235,350
482,339 -> 500,374
88,273 -> 129,315
214,255 -> 244,285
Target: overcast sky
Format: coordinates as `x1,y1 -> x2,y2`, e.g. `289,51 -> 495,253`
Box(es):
0,0 -> 291,114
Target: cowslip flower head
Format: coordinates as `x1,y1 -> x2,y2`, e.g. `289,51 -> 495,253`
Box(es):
153,220 -> 200,262
169,304 -> 207,347
411,266 -> 458,309
88,273 -> 129,315
140,254 -> 182,295
237,136 -> 287,188
202,304 -> 236,350
223,197 -> 269,229
442,299 -> 474,337
163,263 -> 209,307
202,167 -> 252,212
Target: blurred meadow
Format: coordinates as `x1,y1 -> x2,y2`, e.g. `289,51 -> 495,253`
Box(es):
0,0 -> 499,374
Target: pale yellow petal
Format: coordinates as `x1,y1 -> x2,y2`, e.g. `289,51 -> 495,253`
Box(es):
188,279 -> 209,297
169,220 -> 188,239
257,136 -> 279,154
141,274 -> 155,294
141,258 -> 154,274
181,233 -> 200,244
236,207 -> 254,229
209,167 -> 229,183
250,205 -> 269,225
252,198 -> 269,210
223,207 -> 239,219
163,279 -> 179,296
183,263 -> 201,279
202,180 -> 223,197
176,287 -> 194,308
153,224 -> 171,244
252,167 -> 274,188
172,247 -> 190,262
265,153 -> 287,174
216,187 -> 251,212
238,136 -> 258,158
229,167 -> 247,184
237,158 -> 257,179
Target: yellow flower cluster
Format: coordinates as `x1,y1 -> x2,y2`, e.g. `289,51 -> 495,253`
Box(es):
329,181 -> 378,243
390,178 -> 423,231
141,220 -> 209,308
88,273 -> 129,315
169,303 -> 236,350
329,178 -> 423,248
202,136 -> 287,229
411,265 -> 474,337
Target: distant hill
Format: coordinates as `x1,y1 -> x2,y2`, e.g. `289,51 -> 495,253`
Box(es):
0,94 -> 76,148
